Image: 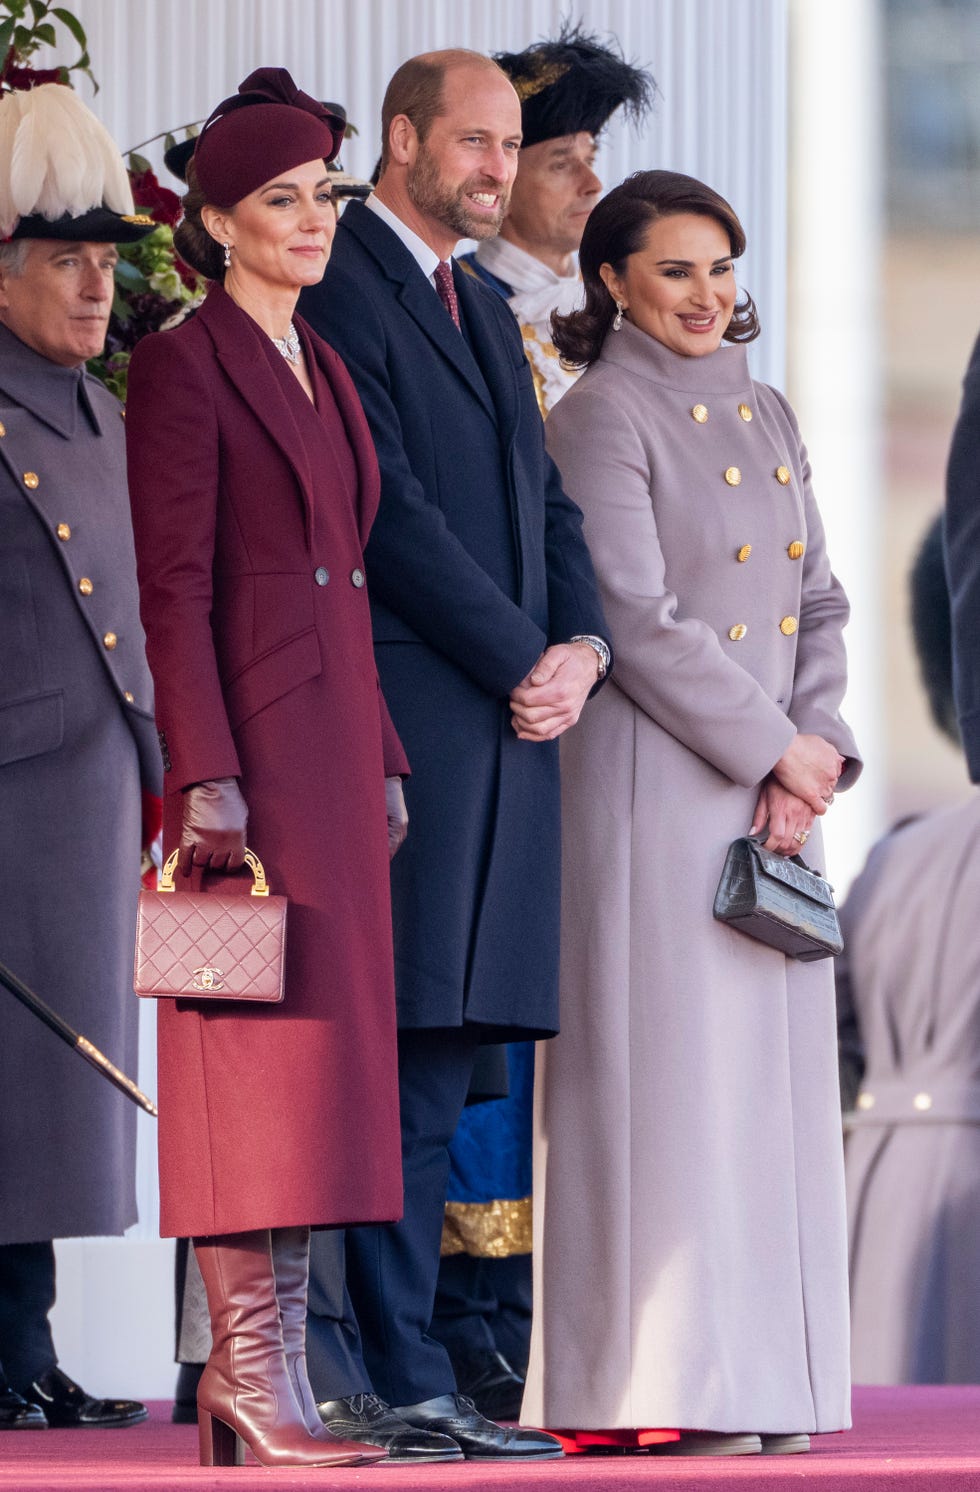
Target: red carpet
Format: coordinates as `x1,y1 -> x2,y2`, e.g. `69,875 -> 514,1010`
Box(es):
0,1387 -> 978,1490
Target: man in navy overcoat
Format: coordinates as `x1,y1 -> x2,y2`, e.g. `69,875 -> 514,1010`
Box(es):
300,49 -> 609,1462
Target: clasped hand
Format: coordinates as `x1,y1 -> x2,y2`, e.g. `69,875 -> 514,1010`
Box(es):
509,642 -> 599,742
749,733 -> 843,857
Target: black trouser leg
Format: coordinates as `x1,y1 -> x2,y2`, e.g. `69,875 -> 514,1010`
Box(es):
0,1242 -> 56,1393
344,1026 -> 480,1406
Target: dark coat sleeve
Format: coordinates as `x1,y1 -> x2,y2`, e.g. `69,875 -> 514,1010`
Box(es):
945,331 -> 980,780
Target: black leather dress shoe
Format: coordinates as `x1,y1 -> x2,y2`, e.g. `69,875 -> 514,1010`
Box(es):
25,1367 -> 148,1428
316,1393 -> 463,1463
0,1386 -> 47,1429
393,1393 -> 563,1460
451,1349 -> 525,1421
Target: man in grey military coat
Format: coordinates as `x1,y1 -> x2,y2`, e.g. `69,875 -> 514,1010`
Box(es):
0,82 -> 161,1429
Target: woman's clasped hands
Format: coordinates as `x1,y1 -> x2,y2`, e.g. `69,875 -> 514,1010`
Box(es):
750,733 -> 844,857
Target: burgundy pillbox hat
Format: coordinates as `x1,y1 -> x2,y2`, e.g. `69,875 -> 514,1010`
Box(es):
192,67 -> 346,208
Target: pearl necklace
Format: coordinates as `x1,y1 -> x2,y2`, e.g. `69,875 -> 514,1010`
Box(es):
272,322 -> 301,364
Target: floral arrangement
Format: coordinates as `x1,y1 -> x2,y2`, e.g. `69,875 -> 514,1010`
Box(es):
87,144 -> 203,400
1,0 -> 205,399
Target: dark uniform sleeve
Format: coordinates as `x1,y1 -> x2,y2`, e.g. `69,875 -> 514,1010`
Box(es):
945,331 -> 980,780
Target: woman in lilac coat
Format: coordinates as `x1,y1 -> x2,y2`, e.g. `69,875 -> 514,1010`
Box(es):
523,172 -> 861,1456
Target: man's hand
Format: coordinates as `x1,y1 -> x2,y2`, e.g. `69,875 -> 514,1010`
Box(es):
508,642 -> 600,741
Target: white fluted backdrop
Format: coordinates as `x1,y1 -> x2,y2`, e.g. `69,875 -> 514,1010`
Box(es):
37,0 -> 813,1398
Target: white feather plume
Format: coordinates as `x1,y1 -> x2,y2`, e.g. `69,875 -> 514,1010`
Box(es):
0,84 -> 134,236
0,90 -> 26,237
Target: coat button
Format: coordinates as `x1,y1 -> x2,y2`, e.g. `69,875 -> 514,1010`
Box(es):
779,616 -> 798,636
724,467 -> 741,487
736,544 -> 752,563
351,568 -> 365,588
728,623 -> 747,641
0,420 -> 5,437
787,541 -> 805,560
23,471 -> 39,489
314,567 -> 329,586
123,690 -> 134,703
913,1092 -> 932,1112
56,523 -> 71,541
775,465 -> 791,485
738,403 -> 753,422
103,631 -> 118,650
857,1092 -> 875,1110
691,404 -> 709,423
78,577 -> 93,596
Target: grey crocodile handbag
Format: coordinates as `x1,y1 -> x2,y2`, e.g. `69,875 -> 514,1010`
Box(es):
712,831 -> 843,961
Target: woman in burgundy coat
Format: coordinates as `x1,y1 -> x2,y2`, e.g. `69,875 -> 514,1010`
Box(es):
125,71 -> 406,1470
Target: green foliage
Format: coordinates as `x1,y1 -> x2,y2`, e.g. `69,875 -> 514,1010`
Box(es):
0,0 -> 98,92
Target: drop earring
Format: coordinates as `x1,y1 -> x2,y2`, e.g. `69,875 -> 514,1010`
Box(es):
612,300 -> 625,332
223,243 -> 232,269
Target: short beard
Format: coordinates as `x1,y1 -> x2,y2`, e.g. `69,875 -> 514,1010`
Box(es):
407,144 -> 508,242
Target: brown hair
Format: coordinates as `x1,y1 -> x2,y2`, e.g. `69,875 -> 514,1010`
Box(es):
552,169 -> 761,368
379,50 -> 504,173
173,158 -> 226,282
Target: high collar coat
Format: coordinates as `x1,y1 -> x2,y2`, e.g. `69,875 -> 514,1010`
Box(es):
0,325 -> 159,1244
125,287 -> 406,1237
299,202 -> 608,1039
525,325 -> 860,1434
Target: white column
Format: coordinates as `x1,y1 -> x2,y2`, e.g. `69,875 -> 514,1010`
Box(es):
787,0 -> 885,892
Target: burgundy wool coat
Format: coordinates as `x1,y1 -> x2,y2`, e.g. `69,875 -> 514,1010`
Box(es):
125,285 -> 407,1238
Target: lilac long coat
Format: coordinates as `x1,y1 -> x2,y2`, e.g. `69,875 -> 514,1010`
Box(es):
523,324 -> 860,1434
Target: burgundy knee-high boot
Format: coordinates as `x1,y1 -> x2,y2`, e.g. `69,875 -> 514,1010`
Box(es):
270,1226 -> 337,1437
194,1231 -> 385,1468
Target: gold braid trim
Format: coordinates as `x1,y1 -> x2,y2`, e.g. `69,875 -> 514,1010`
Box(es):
512,61 -> 571,102
440,1196 -> 532,1257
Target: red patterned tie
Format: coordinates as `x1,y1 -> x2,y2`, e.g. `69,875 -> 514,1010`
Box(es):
433,260 -> 461,329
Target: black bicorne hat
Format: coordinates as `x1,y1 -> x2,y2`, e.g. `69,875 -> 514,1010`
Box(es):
494,20 -> 656,149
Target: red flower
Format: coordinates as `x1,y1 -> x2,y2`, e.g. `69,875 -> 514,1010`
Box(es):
129,167 -> 182,227
2,59 -> 66,89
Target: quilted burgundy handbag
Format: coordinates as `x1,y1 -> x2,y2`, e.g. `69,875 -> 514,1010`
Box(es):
134,848 -> 287,1002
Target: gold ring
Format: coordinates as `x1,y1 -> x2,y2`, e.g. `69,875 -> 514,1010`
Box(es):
794,830 -> 809,845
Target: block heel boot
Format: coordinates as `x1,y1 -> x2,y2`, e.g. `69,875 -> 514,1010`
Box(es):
270,1225 -> 378,1453
194,1230 -> 384,1468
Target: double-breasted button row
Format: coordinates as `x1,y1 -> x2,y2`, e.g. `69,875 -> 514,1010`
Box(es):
734,540 -> 804,564
314,566 -> 366,588
856,1090 -> 933,1113
722,464 -> 794,489
727,616 -> 799,641
687,401 -> 754,424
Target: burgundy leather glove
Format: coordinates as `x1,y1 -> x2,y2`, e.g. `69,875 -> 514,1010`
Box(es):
385,776 -> 408,860
178,777 -> 248,875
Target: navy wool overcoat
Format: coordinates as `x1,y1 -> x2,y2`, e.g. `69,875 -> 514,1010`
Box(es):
300,202 -> 607,1040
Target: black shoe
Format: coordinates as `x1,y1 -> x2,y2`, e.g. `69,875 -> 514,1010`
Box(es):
0,1386 -> 47,1430
171,1362 -> 203,1425
24,1367 -> 148,1428
316,1393 -> 463,1463
451,1349 -> 525,1421
393,1393 -> 563,1461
